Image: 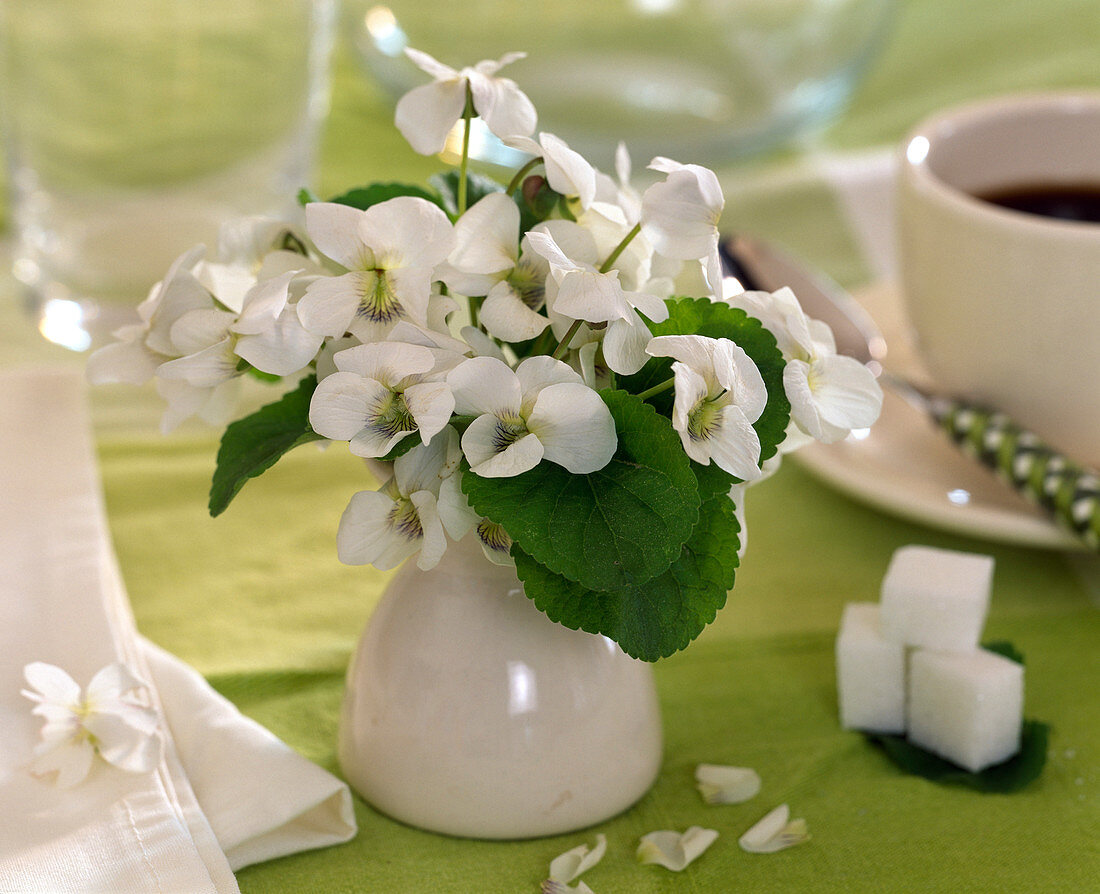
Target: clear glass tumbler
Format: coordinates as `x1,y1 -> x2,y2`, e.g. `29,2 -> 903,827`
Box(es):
0,1 -> 336,350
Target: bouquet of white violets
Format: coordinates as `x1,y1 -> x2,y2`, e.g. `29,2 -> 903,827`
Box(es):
89,48 -> 882,661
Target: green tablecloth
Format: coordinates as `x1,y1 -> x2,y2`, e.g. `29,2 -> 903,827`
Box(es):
3,1 -> 1098,890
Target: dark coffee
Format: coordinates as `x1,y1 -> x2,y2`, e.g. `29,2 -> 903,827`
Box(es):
978,184 -> 1100,223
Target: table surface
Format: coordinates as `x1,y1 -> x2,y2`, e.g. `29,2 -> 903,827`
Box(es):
3,1 -> 1099,891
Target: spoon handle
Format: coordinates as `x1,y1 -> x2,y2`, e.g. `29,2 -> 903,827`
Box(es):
928,397 -> 1100,550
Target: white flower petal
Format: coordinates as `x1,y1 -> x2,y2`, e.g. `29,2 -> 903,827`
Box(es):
86,334 -> 162,386
549,833 -> 607,884
527,383 -> 616,474
702,403 -> 762,481
84,709 -> 162,774
515,355 -> 584,398
470,72 -> 537,142
394,427 -> 462,495
404,47 -> 458,81
447,356 -> 522,416
463,416 -> 543,477
395,79 -> 469,155
403,380 -> 456,444
156,339 -> 239,388
437,472 -> 478,541
297,272 -> 369,338
554,269 -> 632,325
803,354 -> 883,432
538,132 -> 598,208
739,804 -> 810,853
359,197 -> 455,271
379,266 -> 434,330
636,826 -> 719,871
695,764 -> 762,805
479,281 -> 551,343
22,663 -> 81,706
305,203 -> 372,270
337,489 -> 414,569
31,738 -> 95,789
308,373 -> 389,441
235,312 -> 323,377
169,308 -> 236,355
641,167 -> 721,261
410,490 -> 447,571
449,192 -> 520,276
603,312 -> 654,376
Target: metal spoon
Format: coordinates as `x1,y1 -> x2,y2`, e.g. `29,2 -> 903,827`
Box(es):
720,234 -> 1100,551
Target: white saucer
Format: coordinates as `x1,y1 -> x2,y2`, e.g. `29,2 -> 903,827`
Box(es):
793,282 -> 1080,551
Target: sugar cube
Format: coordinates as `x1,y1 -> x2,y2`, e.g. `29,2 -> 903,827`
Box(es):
907,648 -> 1024,772
836,603 -> 906,733
880,545 -> 993,652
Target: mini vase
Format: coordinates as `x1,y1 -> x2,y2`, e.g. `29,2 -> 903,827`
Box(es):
338,535 -> 663,839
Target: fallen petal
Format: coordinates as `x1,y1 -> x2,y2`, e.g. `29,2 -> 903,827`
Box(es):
549,833 -> 607,884
739,804 -> 811,853
636,826 -> 719,871
695,764 -> 761,805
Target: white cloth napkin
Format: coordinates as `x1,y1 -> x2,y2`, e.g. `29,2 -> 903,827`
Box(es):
0,369 -> 355,893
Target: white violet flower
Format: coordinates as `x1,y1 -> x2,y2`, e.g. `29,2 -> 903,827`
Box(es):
22,662 -> 161,789
636,826 -> 719,871
646,334 -> 768,480
541,833 -> 606,894
337,427 -> 465,570
447,355 -> 616,477
309,341 -> 455,459
695,763 -> 762,804
641,157 -> 725,296
297,198 -> 455,342
738,804 -> 811,854
726,286 -> 883,444
395,48 -> 537,155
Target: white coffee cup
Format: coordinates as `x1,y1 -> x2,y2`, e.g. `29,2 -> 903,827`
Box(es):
897,93 -> 1100,467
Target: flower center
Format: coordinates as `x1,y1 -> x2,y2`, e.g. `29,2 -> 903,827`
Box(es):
476,518 -> 512,555
369,389 -> 417,439
491,412 -> 529,452
356,271 -> 405,325
387,497 -> 423,542
508,265 -> 546,311
687,393 -> 725,443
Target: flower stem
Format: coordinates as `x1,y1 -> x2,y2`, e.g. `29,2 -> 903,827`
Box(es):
506,156 -> 542,196
636,377 -> 675,401
551,319 -> 584,360
458,85 -> 474,216
468,294 -> 480,330
599,223 -> 642,273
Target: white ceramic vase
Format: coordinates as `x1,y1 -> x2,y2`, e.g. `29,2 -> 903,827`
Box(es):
338,535 -> 664,839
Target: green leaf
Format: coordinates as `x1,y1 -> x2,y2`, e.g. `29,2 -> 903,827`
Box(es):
867,720 -> 1049,793
429,171 -> 505,218
462,390 -> 699,592
514,493 -> 741,661
620,297 -> 791,466
328,182 -> 446,213
209,375 -> 325,517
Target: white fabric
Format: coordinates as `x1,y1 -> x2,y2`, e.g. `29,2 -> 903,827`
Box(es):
0,368 -> 355,892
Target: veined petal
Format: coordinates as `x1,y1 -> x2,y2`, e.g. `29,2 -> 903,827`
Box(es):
381,266 -> 434,329
804,354 -> 883,431
447,356 -> 522,416
475,518 -> 514,566
305,203 -> 373,270
403,380 -> 456,444
695,764 -> 762,805
739,804 -> 810,853
337,489 -> 417,569
701,402 -> 762,481
395,79 -> 468,155
479,281 -> 551,342
463,416 -> 543,477
636,827 -> 719,871
297,271 -> 371,338
527,383 -> 616,474
309,373 -> 391,441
